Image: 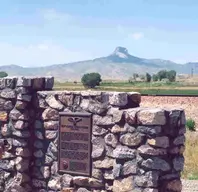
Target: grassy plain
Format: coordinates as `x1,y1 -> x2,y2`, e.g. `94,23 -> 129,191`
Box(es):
54,80 -> 198,180
183,132 -> 198,180
54,81 -> 198,95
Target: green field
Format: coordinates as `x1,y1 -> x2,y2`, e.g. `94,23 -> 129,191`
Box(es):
54,81 -> 198,95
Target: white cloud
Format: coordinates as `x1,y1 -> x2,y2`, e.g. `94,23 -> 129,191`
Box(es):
130,32 -> 144,40
39,8 -> 72,23
0,42 -> 91,67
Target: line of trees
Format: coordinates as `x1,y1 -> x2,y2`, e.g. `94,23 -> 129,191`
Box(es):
129,70 -> 177,83
152,70 -> 177,82
80,69 -> 177,88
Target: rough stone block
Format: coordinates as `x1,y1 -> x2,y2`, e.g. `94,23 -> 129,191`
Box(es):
138,145 -> 167,156
113,176 -> 134,192
105,133 -> 118,148
45,76 -> 54,90
33,78 -> 45,90
46,95 -> 64,110
17,94 -> 32,102
147,136 -> 169,148
17,76 -> 32,87
141,157 -> 171,172
120,132 -> 144,147
92,142 -> 105,159
62,188 -> 75,192
137,125 -> 162,136
0,111 -> 8,121
58,93 -> 74,106
93,115 -> 114,126
42,108 -> 59,121
121,160 -> 137,176
113,145 -> 136,159
128,91 -> 141,101
0,88 -> 16,99
107,107 -> 124,123
137,108 -> 166,125
173,135 -> 185,145
93,158 -> 114,169
125,108 -> 140,125
135,171 -> 159,188
109,92 -> 128,107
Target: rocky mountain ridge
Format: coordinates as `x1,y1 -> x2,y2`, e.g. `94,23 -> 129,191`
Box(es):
0,46 -> 196,81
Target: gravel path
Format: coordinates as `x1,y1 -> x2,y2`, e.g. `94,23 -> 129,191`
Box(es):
182,180 -> 198,192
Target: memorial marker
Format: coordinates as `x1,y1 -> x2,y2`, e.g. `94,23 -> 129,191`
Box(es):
58,112 -> 92,176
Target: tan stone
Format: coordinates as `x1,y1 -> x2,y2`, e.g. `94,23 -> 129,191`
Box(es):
120,133 -> 144,147
0,111 -> 8,121
89,178 -> 104,188
93,158 -> 114,169
137,108 -> 166,125
111,124 -> 124,133
62,188 -> 75,192
113,176 -> 134,192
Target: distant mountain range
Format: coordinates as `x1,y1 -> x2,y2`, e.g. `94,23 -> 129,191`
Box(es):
0,46 -> 197,81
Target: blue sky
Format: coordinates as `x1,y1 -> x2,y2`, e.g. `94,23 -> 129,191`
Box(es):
1,0 -> 198,66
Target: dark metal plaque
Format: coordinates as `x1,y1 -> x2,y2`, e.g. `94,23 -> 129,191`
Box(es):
58,112 -> 92,176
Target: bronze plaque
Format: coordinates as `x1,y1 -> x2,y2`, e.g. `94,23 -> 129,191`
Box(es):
58,112 -> 92,176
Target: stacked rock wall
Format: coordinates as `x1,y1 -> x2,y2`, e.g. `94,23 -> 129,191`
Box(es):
33,90 -> 185,192
0,77 -> 186,192
0,77 -> 54,192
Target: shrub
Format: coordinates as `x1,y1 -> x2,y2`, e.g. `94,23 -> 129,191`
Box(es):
146,73 -> 151,82
152,74 -> 158,81
157,70 -> 167,81
133,73 -> 139,80
156,70 -> 176,82
167,70 -> 176,82
186,119 -> 196,131
0,71 -> 8,78
81,72 -> 102,88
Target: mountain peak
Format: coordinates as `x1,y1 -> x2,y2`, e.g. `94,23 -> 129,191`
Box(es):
112,46 -> 129,58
